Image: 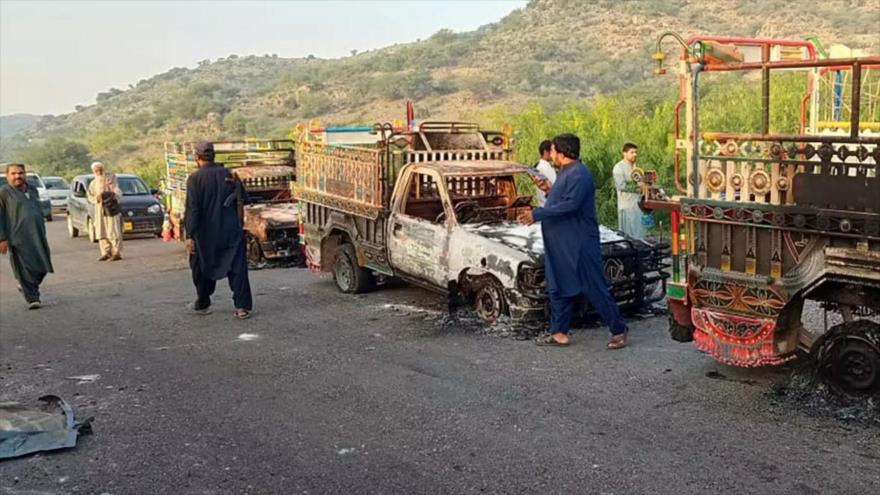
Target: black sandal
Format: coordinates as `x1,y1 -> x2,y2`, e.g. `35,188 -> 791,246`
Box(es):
536,334 -> 570,347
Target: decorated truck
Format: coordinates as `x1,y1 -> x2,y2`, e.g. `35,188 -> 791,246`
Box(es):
294,121 -> 668,322
164,139 -> 301,264
646,33 -> 880,393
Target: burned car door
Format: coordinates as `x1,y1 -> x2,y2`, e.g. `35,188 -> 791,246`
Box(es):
387,169 -> 452,287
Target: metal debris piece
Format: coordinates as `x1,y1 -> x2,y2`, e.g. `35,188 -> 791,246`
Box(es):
0,395 -> 93,459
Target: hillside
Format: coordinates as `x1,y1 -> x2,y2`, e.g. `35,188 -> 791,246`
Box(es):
0,113 -> 45,138
4,0 -> 879,179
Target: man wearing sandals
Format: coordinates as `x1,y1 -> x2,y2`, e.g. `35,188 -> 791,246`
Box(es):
184,141 -> 253,319
519,134 -> 628,349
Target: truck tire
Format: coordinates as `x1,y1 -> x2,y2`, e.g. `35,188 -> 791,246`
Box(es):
246,233 -> 264,264
334,243 -> 375,294
814,320 -> 880,395
668,313 -> 695,343
472,276 -> 507,323
67,215 -> 79,238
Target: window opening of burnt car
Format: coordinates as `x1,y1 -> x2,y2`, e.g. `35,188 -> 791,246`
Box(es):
402,172 -> 444,222
445,174 -> 528,224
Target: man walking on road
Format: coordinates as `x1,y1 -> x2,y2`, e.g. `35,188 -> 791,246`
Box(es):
519,134 -> 628,349
0,163 -> 54,309
87,161 -> 124,261
185,141 -> 253,319
612,143 -> 646,240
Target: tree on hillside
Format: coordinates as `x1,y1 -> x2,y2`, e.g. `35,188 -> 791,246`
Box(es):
22,137 -> 93,178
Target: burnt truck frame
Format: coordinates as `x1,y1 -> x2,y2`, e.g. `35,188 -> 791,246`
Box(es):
295,121 -> 668,322
647,33 -> 880,393
164,140 -> 302,264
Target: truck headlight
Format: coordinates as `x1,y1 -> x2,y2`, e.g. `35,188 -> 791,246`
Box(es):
147,204 -> 162,215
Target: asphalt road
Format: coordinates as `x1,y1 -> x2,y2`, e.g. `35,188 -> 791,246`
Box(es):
1,220 -> 878,495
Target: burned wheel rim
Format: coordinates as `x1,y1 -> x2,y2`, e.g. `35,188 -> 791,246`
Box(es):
246,234 -> 263,263
816,320 -> 880,395
474,283 -> 504,323
831,341 -> 879,393
334,253 -> 354,292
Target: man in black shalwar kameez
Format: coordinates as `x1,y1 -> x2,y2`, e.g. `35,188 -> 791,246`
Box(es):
0,163 -> 54,309
185,142 -> 253,318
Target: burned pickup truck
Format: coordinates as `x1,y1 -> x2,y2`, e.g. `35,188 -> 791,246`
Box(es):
295,121 -> 668,322
164,140 -> 302,264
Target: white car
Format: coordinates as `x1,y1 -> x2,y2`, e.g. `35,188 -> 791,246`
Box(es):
42,176 -> 71,213
25,172 -> 53,221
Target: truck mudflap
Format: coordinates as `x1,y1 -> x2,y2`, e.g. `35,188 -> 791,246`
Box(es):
691,307 -> 796,367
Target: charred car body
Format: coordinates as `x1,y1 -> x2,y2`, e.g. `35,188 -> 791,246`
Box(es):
295,121 -> 668,322
648,34 -> 880,393
164,140 -> 302,264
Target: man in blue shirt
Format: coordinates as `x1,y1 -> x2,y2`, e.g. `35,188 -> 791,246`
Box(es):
520,134 -> 628,349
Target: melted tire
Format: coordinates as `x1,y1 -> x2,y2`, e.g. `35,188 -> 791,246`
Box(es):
471,276 -> 507,323
668,313 -> 695,343
814,320 -> 880,396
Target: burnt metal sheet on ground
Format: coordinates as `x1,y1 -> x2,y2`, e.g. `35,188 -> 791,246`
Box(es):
0,395 -> 92,459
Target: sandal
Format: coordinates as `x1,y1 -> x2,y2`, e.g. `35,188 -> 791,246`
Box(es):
234,309 -> 251,320
607,332 -> 628,350
536,334 -> 570,347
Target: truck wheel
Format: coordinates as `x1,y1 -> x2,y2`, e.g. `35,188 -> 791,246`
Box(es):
668,313 -> 695,342
87,218 -> 98,243
246,233 -> 264,264
334,243 -> 375,294
472,277 -> 507,323
814,320 -> 880,395
67,215 -> 79,238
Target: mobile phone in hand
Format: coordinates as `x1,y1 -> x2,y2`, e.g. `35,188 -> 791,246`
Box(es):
526,167 -> 548,182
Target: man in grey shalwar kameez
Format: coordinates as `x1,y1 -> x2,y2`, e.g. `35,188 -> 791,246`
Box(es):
0,163 -> 54,309
612,142 -> 646,240
87,161 -> 124,261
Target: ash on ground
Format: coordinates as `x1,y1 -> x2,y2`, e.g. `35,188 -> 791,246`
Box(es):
248,258 -> 305,271
769,362 -> 880,428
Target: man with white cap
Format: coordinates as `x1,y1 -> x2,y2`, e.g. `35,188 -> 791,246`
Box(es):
87,161 -> 123,261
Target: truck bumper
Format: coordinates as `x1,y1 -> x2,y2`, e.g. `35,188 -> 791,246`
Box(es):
505,289 -> 547,321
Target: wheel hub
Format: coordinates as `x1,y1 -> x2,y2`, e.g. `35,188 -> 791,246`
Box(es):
335,258 -> 353,291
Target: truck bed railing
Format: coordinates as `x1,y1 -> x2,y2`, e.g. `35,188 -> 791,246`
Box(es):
405,149 -> 512,163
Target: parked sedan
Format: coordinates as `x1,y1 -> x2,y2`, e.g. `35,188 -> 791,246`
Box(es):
42,176 -> 71,213
67,173 -> 164,242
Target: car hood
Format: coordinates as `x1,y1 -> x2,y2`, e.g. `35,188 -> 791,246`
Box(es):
461,222 -> 627,261
120,195 -> 160,208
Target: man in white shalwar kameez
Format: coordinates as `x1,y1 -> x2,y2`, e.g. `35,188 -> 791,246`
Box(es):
87,161 -> 124,261
612,143 -> 646,240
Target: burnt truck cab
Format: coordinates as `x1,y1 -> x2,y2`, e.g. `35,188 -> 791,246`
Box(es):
296,122 -> 667,322
384,161 -> 668,320
164,140 -> 301,264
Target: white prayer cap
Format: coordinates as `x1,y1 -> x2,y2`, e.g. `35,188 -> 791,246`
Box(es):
90,161 -> 104,172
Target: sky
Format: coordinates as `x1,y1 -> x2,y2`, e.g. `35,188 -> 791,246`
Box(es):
0,0 -> 527,116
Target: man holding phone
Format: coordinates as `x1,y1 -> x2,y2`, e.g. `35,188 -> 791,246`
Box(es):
531,140 -> 556,206
519,134 -> 629,349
